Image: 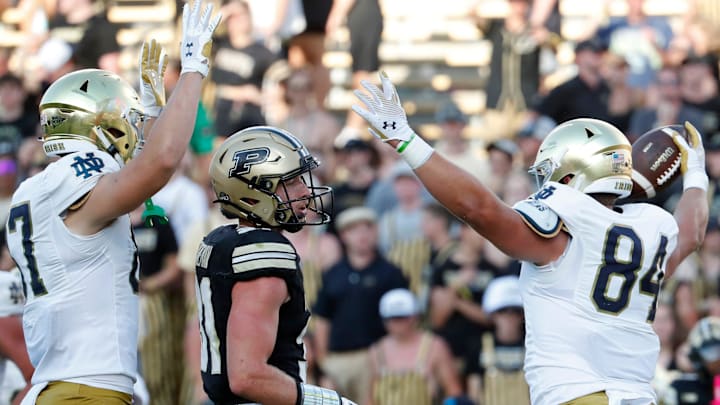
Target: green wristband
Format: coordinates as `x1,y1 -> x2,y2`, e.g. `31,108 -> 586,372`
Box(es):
396,133 -> 416,153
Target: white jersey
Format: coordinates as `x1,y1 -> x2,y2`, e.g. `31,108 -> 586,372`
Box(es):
6,150 -> 138,395
0,269 -> 24,387
516,182 -> 678,405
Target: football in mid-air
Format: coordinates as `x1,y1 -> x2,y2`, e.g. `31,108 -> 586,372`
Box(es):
627,124 -> 685,200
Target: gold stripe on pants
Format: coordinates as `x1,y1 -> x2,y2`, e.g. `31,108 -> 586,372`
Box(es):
562,391 -> 610,405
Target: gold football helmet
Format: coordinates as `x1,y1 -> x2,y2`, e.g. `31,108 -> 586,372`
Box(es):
209,126 -> 332,232
529,118 -> 633,198
39,69 -> 146,164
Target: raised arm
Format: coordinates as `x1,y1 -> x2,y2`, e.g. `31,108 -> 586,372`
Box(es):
352,73 -> 567,264
73,1 -> 221,232
326,0 -> 356,37
666,122 -> 709,278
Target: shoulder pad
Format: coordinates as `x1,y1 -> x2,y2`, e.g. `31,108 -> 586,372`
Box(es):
47,151 -> 120,214
512,198 -> 563,238
227,228 -> 298,280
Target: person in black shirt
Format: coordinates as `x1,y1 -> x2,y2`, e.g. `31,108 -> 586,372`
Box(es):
532,38 -> 614,127
0,74 -> 38,145
313,207 -> 408,405
197,126 -> 353,405
47,0 -> 122,70
328,139 -> 380,233
131,205 -> 185,405
211,0 -> 277,135
428,222 -> 500,377
480,0 -> 541,113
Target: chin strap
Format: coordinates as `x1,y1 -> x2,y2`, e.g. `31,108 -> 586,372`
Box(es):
142,198 -> 168,227
93,126 -> 125,166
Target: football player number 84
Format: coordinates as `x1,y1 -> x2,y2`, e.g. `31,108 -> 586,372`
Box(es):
592,225 -> 668,322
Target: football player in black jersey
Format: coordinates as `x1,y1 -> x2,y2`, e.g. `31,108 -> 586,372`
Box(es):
196,126 -> 356,405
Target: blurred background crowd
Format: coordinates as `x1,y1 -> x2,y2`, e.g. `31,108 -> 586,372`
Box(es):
1,0 -> 720,404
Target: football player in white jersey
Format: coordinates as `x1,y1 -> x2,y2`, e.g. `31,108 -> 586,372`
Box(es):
5,2 -> 220,404
352,73 -> 709,405
0,268 -> 32,405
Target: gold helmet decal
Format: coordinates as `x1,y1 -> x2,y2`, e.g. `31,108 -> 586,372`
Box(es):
529,118 -> 633,197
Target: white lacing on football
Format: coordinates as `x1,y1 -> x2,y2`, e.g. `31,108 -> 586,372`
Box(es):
656,154 -> 682,186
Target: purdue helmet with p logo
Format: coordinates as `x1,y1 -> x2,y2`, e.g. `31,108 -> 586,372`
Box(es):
529,118 -> 633,198
39,69 -> 146,165
209,126 -> 332,232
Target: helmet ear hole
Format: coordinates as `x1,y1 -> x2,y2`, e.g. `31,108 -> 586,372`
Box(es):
560,174 -> 574,184
107,128 -> 124,139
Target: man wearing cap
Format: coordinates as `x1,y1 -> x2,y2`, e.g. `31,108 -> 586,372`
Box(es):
329,139 -> 380,233
485,139 -> 519,195
531,38 -> 614,127
433,101 -> 490,182
368,288 -> 463,405
467,275 -> 528,405
378,162 -> 431,295
313,207 -> 408,405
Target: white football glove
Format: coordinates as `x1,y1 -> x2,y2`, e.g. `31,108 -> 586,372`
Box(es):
352,71 -> 415,143
297,383 -> 358,405
138,39 -> 167,117
672,121 -> 708,191
180,0 -> 221,77
352,71 -> 434,169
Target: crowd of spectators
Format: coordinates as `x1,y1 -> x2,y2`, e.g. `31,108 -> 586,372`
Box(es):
1,0 -> 720,404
